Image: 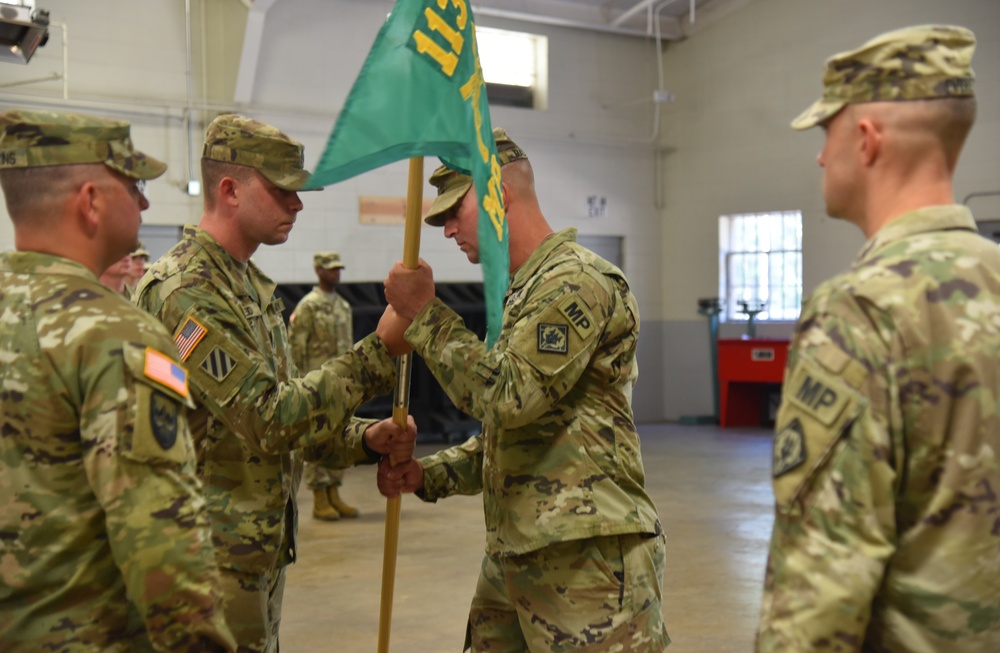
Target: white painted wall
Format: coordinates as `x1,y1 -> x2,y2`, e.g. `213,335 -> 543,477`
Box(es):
0,0 -> 664,298
658,0 -> 1000,419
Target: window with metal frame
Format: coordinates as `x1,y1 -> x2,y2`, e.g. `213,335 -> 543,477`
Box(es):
719,211 -> 803,322
477,26 -> 548,110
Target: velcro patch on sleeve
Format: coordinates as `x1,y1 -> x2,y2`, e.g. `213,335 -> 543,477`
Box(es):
144,348 -> 189,399
784,364 -> 850,427
537,323 -> 569,353
173,316 -> 208,362
201,346 -> 238,382
773,418 -> 806,477
149,390 -> 180,451
556,294 -> 595,340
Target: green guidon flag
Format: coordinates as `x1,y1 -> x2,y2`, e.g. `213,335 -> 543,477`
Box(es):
307,0 -> 509,347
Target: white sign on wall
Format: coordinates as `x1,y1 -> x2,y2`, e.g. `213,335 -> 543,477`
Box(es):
586,195 -> 608,218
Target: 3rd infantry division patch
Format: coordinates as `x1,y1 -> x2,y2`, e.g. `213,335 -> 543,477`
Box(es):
201,346 -> 236,382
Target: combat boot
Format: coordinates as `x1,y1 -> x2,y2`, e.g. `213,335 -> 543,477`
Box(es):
312,488 -> 340,521
327,485 -> 359,518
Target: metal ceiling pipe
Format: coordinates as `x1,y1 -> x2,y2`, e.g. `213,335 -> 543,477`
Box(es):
612,0 -> 662,28
472,5 -> 680,40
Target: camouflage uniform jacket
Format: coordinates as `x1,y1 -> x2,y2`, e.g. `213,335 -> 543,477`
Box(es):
758,206 -> 1000,652
289,287 -> 353,374
411,228 -> 662,556
0,252 -> 235,652
133,226 -> 396,576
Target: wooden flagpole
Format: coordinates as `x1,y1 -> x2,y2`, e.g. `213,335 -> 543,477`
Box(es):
377,156 -> 424,653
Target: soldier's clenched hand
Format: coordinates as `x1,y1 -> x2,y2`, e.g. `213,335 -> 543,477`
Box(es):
384,259 -> 436,320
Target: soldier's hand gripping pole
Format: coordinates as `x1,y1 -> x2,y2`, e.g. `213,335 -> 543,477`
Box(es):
377,156 -> 423,653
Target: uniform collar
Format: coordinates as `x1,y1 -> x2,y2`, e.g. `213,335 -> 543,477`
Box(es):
185,225 -> 277,304
0,250 -> 100,281
509,228 -> 577,291
857,205 -> 977,263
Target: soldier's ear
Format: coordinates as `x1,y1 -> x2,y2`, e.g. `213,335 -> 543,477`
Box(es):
218,176 -> 241,207
75,180 -> 103,237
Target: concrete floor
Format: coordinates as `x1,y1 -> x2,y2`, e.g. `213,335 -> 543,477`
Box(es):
281,424 -> 775,652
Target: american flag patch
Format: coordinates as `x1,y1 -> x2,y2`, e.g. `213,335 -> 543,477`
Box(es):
144,348 -> 189,398
174,317 -> 208,362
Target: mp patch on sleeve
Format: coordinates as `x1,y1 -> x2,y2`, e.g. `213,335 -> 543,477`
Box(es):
537,323 -> 569,353
786,363 -> 851,426
556,294 -> 595,340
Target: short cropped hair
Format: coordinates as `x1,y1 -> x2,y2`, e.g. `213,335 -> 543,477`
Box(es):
0,164 -> 99,227
201,159 -> 255,210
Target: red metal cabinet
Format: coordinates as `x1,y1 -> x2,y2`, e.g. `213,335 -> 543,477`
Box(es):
717,338 -> 789,427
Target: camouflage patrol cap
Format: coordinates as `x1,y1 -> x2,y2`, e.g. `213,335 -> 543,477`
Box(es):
314,251 -> 344,269
792,25 -> 976,130
424,127 -> 527,226
131,242 -> 150,260
202,114 -> 316,191
0,109 -> 167,179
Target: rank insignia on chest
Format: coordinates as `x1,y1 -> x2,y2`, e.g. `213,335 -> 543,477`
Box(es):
150,390 -> 179,450
773,418 -> 806,477
201,346 -> 237,382
537,323 -> 568,354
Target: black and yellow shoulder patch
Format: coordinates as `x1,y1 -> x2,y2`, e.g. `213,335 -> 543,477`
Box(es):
556,294 -> 595,340
537,324 -> 569,353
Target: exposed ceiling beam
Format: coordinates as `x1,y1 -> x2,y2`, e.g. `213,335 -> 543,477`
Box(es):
233,0 -> 278,105
473,4 -> 683,40
612,0 -> 664,28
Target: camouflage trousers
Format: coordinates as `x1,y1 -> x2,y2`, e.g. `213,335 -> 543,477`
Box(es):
303,462 -> 345,490
218,566 -> 286,653
465,533 -> 670,653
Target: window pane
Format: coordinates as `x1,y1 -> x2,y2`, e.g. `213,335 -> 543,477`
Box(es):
719,211 -> 803,322
477,27 -> 538,87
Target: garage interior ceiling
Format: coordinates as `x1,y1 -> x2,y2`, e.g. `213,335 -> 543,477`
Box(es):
469,0 -> 752,39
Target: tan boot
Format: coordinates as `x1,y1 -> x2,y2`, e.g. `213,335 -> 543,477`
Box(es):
312,488 -> 341,521
327,485 -> 359,518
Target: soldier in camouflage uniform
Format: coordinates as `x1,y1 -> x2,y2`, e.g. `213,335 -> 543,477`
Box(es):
127,241 -> 151,294
757,25 -> 1000,652
100,252 -> 133,298
132,114 -> 416,653
289,251 -> 362,521
0,109 -> 236,652
380,128 -> 669,652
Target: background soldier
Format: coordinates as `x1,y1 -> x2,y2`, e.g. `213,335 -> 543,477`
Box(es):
289,251 -> 361,521
99,251 -> 133,297
133,114 -> 415,653
380,128 -> 669,652
0,109 -> 236,652
127,240 -> 151,293
757,25 -> 1000,652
